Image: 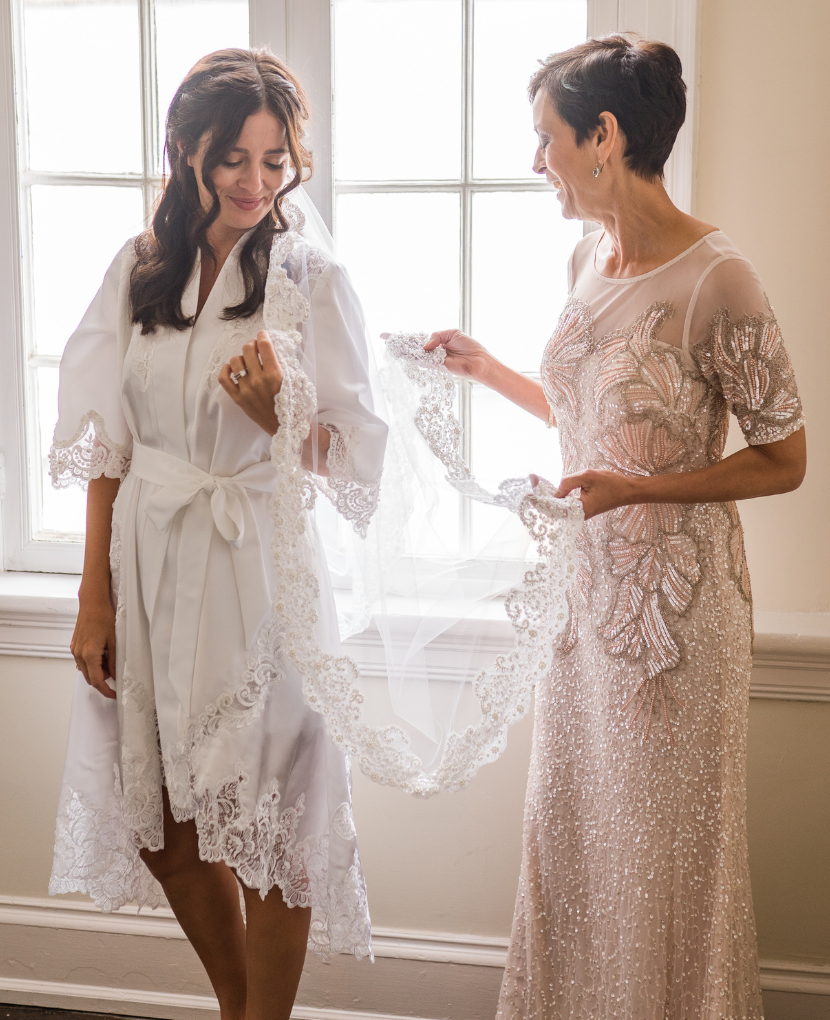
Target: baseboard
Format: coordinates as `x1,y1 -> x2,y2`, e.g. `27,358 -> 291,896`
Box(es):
0,896 -> 509,968
0,976 -> 219,1020
759,961 -> 830,996
0,975 -> 433,1020
0,894 -> 827,1020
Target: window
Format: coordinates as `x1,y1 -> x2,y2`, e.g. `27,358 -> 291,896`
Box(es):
332,0 -> 586,554
1,0 -> 248,571
0,0 -> 698,573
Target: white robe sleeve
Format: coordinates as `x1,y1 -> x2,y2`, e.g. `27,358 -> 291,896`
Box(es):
303,260 -> 388,537
49,240 -> 134,488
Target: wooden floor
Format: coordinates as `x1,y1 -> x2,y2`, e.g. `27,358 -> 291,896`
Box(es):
1,1008 -> 135,1020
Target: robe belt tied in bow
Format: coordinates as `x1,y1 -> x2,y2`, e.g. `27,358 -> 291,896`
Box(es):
130,443 -> 277,712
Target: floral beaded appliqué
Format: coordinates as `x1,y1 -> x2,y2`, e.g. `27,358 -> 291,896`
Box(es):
542,301 -> 718,743
541,297 -> 594,419
594,304 -> 710,743
693,306 -> 804,445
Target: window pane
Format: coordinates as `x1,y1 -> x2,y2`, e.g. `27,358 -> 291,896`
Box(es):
336,191 -> 462,552
155,0 -> 250,169
336,192 -> 461,352
31,185 -> 145,356
23,0 -> 142,173
37,367 -> 87,537
471,190 -> 582,373
472,0 -> 586,180
471,383 -> 562,487
334,0 -> 462,181
470,383 -> 562,548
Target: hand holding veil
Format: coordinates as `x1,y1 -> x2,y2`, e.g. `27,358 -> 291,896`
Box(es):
270,189 -> 583,795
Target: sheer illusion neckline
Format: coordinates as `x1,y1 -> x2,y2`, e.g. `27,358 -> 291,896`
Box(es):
591,229 -> 723,285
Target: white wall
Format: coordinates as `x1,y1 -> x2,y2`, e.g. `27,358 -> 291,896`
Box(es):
695,0 -> 830,615
1,0 -> 829,1017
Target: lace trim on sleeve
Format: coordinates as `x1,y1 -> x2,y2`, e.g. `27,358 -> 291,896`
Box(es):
316,424 -> 381,540
49,411 -> 132,489
694,308 -> 805,445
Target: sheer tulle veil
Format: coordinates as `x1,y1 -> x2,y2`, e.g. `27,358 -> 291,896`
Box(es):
275,187 -> 583,795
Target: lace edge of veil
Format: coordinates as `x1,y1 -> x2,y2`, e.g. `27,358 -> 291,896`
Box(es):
263,235 -> 584,796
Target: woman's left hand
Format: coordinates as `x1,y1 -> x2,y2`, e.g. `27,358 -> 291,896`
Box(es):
218,330 -> 284,436
553,469 -> 638,520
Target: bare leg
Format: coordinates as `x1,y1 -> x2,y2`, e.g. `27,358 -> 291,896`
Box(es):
242,882 -> 311,1020
139,788 -> 247,1020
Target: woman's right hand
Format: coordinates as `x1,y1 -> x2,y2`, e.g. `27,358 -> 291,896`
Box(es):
424,329 -> 493,384
71,590 -> 117,700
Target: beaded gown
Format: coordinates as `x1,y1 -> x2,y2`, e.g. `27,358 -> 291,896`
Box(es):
496,231 -> 804,1020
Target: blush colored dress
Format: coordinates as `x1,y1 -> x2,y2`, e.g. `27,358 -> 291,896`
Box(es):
48,212 -> 387,961
497,231 -> 804,1019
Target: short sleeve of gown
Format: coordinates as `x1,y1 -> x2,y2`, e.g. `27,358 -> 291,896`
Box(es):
688,254 -> 805,445
49,240 -> 134,487
302,259 -> 389,538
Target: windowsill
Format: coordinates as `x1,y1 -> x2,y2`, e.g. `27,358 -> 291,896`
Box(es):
0,570 -> 81,659
0,570 -> 828,701
0,569 -> 82,603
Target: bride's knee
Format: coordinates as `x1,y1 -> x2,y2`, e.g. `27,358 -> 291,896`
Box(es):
139,844 -> 180,881
139,827 -> 200,882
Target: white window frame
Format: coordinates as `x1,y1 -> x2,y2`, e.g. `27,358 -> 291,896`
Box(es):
0,0 -> 699,575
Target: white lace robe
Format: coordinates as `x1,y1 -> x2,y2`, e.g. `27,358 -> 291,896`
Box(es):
48,223 -> 386,961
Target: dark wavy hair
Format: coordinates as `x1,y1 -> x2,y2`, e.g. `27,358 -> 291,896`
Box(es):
130,48 -> 312,334
529,34 -> 686,180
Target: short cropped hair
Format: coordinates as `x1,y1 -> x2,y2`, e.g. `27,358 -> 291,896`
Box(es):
529,34 -> 686,180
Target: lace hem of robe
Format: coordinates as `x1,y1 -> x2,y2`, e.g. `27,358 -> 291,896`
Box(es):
50,765 -> 373,960
49,411 -> 132,489
104,635 -> 373,958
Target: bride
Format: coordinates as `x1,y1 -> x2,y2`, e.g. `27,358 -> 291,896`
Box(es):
49,48 -> 386,1020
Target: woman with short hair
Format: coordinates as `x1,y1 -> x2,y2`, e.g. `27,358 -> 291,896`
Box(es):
429,34 -> 806,1019
50,48 -> 386,1020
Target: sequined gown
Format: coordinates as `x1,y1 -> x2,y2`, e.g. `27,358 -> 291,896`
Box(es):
496,231 -> 804,1020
